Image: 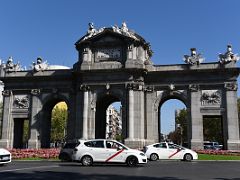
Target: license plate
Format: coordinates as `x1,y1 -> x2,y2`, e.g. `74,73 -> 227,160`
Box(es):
2,157 -> 9,160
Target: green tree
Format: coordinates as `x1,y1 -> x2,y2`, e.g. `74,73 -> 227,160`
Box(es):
203,117 -> 223,144
175,108 -> 188,145
51,104 -> 68,144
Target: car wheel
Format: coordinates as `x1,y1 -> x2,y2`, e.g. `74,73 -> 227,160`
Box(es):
184,153 -> 193,161
150,153 -> 158,161
81,155 -> 93,166
126,156 -> 138,167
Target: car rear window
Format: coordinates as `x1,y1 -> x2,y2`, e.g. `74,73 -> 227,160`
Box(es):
63,142 -> 80,149
84,140 -> 104,148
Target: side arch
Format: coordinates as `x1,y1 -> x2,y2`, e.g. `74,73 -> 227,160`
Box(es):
154,90 -> 189,111
40,93 -> 70,148
153,90 -> 189,142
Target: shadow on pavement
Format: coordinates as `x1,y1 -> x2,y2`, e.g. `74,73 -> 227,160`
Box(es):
0,170 -> 185,180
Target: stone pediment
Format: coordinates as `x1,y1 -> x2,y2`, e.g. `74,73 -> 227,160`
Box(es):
74,23 -> 153,70
75,28 -> 144,48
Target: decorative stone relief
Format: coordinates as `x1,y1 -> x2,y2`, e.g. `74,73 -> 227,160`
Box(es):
224,82 -> 238,91
183,48 -> 204,65
189,84 -> 200,92
201,90 -> 221,106
13,95 -> 29,109
95,47 -> 121,61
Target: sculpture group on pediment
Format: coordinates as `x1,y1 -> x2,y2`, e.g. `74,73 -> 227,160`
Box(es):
112,22 -> 138,40
83,22 -> 105,41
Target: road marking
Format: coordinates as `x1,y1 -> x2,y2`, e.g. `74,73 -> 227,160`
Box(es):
105,149 -> 124,162
0,165 -> 59,173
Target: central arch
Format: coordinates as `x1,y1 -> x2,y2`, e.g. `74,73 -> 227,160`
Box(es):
95,89 -> 125,140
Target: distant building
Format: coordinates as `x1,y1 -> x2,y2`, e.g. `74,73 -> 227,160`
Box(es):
106,105 -> 122,139
0,81 -> 3,103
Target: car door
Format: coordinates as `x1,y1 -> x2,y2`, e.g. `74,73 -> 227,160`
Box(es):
154,142 -> 169,159
86,140 -> 106,162
167,143 -> 183,159
104,140 -> 125,163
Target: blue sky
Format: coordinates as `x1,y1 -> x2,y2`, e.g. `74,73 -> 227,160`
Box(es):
1,0 -> 240,134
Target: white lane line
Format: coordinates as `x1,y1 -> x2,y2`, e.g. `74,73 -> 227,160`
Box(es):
0,165 -> 59,173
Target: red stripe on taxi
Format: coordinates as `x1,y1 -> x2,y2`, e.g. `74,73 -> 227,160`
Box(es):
168,149 -> 182,159
105,149 -> 124,162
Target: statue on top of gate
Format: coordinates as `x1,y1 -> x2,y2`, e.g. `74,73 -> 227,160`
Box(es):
218,45 -> 240,64
32,57 -> 48,72
183,48 -> 204,65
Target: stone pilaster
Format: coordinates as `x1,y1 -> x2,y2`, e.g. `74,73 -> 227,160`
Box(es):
125,83 -> 146,148
80,85 -> 90,139
0,90 -> 13,148
225,82 -> 240,150
189,84 -> 203,149
28,89 -> 42,149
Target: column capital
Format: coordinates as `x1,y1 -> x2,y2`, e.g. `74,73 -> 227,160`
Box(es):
31,89 -> 41,96
126,83 -> 143,91
224,82 -> 238,91
2,90 -> 12,96
79,84 -> 90,91
189,84 -> 200,92
144,86 -> 154,92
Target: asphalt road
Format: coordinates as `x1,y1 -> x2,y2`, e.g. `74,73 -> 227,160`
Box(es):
0,160 -> 240,180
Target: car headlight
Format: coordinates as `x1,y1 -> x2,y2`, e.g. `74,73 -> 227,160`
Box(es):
140,153 -> 145,156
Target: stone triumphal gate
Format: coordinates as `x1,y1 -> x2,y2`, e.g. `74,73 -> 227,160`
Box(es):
0,23 -> 240,150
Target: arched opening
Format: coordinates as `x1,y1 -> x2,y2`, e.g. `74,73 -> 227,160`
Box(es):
41,100 -> 68,148
95,95 -> 122,141
159,99 -> 188,147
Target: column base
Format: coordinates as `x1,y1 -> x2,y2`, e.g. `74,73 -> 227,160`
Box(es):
124,138 -> 151,149
0,139 -> 10,149
227,140 -> 240,150
28,139 -> 40,149
191,139 -> 203,150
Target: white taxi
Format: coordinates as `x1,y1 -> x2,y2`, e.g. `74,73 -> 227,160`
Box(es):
144,142 -> 198,161
0,148 -> 11,166
72,139 -> 147,166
